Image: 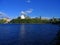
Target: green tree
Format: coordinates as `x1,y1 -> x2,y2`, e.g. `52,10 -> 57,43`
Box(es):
0,19 -> 7,24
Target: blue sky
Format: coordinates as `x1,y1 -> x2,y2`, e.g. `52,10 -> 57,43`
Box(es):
0,0 -> 60,19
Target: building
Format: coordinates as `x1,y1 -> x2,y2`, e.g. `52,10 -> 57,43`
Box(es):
21,15 -> 25,19
20,11 -> 26,19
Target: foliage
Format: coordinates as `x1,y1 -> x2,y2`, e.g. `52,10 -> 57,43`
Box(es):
0,19 -> 7,24
49,18 -> 60,24
9,17 -> 50,24
0,16 -> 60,24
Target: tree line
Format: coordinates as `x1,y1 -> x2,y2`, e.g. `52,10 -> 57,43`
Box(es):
0,16 -> 60,24
9,17 -> 60,24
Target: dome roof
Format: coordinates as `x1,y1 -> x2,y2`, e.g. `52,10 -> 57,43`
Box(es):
21,15 -> 25,19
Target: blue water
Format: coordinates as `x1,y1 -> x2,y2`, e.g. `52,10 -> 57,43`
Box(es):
0,24 -> 59,45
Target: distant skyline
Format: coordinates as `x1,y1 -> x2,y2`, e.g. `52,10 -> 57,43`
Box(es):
0,0 -> 60,19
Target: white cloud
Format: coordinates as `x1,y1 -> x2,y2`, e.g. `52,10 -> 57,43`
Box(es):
21,11 -> 26,14
26,9 -> 33,14
26,0 -> 31,3
0,12 -> 9,18
0,12 -> 5,15
20,9 -> 33,15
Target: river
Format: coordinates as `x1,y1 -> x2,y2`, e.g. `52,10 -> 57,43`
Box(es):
0,24 -> 60,45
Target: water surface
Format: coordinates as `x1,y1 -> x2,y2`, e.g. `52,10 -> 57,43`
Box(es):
0,24 -> 59,45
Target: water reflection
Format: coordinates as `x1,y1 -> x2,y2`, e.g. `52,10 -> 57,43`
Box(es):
18,24 -> 26,45
0,24 -> 59,45
20,24 -> 26,39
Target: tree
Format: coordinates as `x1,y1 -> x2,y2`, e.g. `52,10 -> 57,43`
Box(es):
0,19 -> 7,24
